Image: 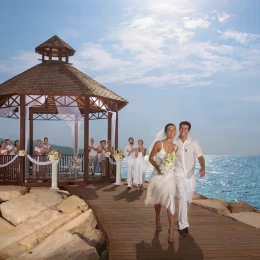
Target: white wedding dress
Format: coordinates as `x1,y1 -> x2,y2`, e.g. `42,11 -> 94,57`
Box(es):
144,142 -> 176,214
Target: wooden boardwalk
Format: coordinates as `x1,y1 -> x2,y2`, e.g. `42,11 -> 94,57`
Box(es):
65,183 -> 260,260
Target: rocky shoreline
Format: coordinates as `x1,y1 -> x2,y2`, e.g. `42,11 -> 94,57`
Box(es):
0,186 -> 108,260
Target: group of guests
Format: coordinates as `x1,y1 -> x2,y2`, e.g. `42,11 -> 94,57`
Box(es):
124,138 -> 147,191
88,138 -> 114,176
0,139 -> 20,155
34,137 -> 52,156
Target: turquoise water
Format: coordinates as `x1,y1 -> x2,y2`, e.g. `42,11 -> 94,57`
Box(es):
120,155 -> 260,209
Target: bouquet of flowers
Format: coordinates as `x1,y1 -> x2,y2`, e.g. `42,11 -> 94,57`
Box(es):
18,150 -> 27,156
159,153 -> 176,175
73,156 -> 81,163
46,149 -> 62,161
105,152 -> 111,157
111,149 -> 124,161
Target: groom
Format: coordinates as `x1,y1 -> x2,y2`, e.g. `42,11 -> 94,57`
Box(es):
175,121 -> 205,236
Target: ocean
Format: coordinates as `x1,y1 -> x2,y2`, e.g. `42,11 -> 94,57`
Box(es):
120,155 -> 260,209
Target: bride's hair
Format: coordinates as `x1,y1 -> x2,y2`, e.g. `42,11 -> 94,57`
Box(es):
164,123 -> 176,132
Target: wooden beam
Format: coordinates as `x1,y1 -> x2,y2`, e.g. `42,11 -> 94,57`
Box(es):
84,96 -> 90,183
58,48 -> 62,62
115,104 -> 119,149
19,95 -> 26,185
29,107 -> 33,155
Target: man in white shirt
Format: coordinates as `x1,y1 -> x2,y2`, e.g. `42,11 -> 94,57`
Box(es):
124,137 -> 136,189
88,138 -> 99,176
175,121 -> 205,236
6,139 -> 15,155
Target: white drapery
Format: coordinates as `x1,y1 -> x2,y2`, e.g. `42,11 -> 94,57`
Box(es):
0,155 -> 19,167
54,96 -> 82,156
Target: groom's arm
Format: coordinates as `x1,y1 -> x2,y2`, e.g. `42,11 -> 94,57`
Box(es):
198,156 -> 205,177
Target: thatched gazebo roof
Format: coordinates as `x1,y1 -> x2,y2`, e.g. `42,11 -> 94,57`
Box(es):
0,35 -> 128,118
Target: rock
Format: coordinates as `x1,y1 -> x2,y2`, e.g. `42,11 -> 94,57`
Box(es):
0,241 -> 27,259
209,198 -> 229,208
0,217 -> 15,235
0,192 -> 64,226
18,209 -> 82,251
228,201 -> 255,213
254,208 -> 260,213
57,195 -> 89,213
192,192 -> 208,200
0,208 -> 62,250
101,249 -> 109,260
16,230 -> 100,260
85,229 -> 106,256
226,212 -> 260,229
192,199 -> 230,215
29,187 -> 70,199
0,186 -> 28,202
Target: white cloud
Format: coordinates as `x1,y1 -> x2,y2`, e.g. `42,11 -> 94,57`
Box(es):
217,12 -> 230,23
183,17 -> 210,29
218,30 -> 260,44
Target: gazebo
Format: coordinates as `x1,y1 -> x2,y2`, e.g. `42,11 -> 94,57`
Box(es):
0,35 -> 128,186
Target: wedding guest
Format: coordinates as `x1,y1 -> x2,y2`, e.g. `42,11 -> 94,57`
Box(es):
97,140 -> 104,174
124,137 -> 137,189
34,139 -> 47,177
133,140 -> 147,191
99,141 -> 106,176
0,141 -> 8,155
43,137 -> 52,155
13,140 -> 20,155
88,138 -> 98,176
35,139 -> 45,156
6,139 -> 15,155
106,140 -> 114,177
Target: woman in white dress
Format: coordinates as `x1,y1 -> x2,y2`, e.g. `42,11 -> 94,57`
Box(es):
13,140 -> 20,155
0,141 -> 8,155
145,123 -> 178,243
133,140 -> 146,191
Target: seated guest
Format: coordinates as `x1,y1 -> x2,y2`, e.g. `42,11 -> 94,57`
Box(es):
6,139 -> 15,155
0,141 -> 8,155
13,140 -> 20,155
88,138 -> 98,176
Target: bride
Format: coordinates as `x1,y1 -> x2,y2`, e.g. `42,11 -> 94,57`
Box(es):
145,123 -> 178,243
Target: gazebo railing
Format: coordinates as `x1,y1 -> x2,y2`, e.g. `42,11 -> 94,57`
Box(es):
0,154 -> 116,184
0,155 -> 20,182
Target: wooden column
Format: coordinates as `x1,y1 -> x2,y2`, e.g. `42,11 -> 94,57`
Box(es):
115,105 -> 119,149
84,96 -> 89,183
19,95 -> 26,185
106,112 -> 112,178
58,48 -> 62,62
49,48 -> 52,61
29,107 -> 33,155
74,120 -> 79,156
66,50 -> 69,63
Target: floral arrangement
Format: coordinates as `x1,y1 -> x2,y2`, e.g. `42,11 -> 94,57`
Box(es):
46,149 -> 62,161
105,152 -> 111,157
18,150 -> 27,156
73,156 -> 81,163
159,153 -> 176,175
111,149 -> 124,161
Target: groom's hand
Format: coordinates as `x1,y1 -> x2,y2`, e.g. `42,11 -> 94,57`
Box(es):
200,168 -> 205,178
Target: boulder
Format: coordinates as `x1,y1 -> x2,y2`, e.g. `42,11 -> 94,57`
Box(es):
192,192 -> 208,200
0,241 -> 27,259
29,187 -> 70,199
16,230 -> 100,260
0,192 -> 64,226
192,199 -> 230,215
85,229 -> 106,256
0,186 -> 28,202
18,209 -> 82,251
228,201 -> 255,213
57,195 -> 89,213
226,212 -> 260,229
209,198 -> 229,208
101,249 -> 109,260
0,217 -> 15,235
0,208 -> 62,250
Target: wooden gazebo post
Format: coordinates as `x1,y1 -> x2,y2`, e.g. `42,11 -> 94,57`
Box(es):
84,96 -> 89,183
115,105 -> 119,150
19,95 -> 26,185
29,107 -> 33,155
105,112 -> 112,177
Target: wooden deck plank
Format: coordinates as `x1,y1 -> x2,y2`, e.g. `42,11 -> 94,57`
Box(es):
65,183 -> 260,260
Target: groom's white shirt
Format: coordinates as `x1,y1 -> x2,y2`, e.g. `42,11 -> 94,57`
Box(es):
175,137 -> 203,179
124,145 -> 137,166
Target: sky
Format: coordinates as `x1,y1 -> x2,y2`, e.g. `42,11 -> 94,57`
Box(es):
0,0 -> 260,155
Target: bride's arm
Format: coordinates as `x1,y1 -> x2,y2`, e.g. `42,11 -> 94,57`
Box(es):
149,142 -> 161,173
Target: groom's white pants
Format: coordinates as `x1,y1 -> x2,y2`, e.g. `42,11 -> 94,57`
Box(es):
127,163 -> 134,187
176,172 -> 196,230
